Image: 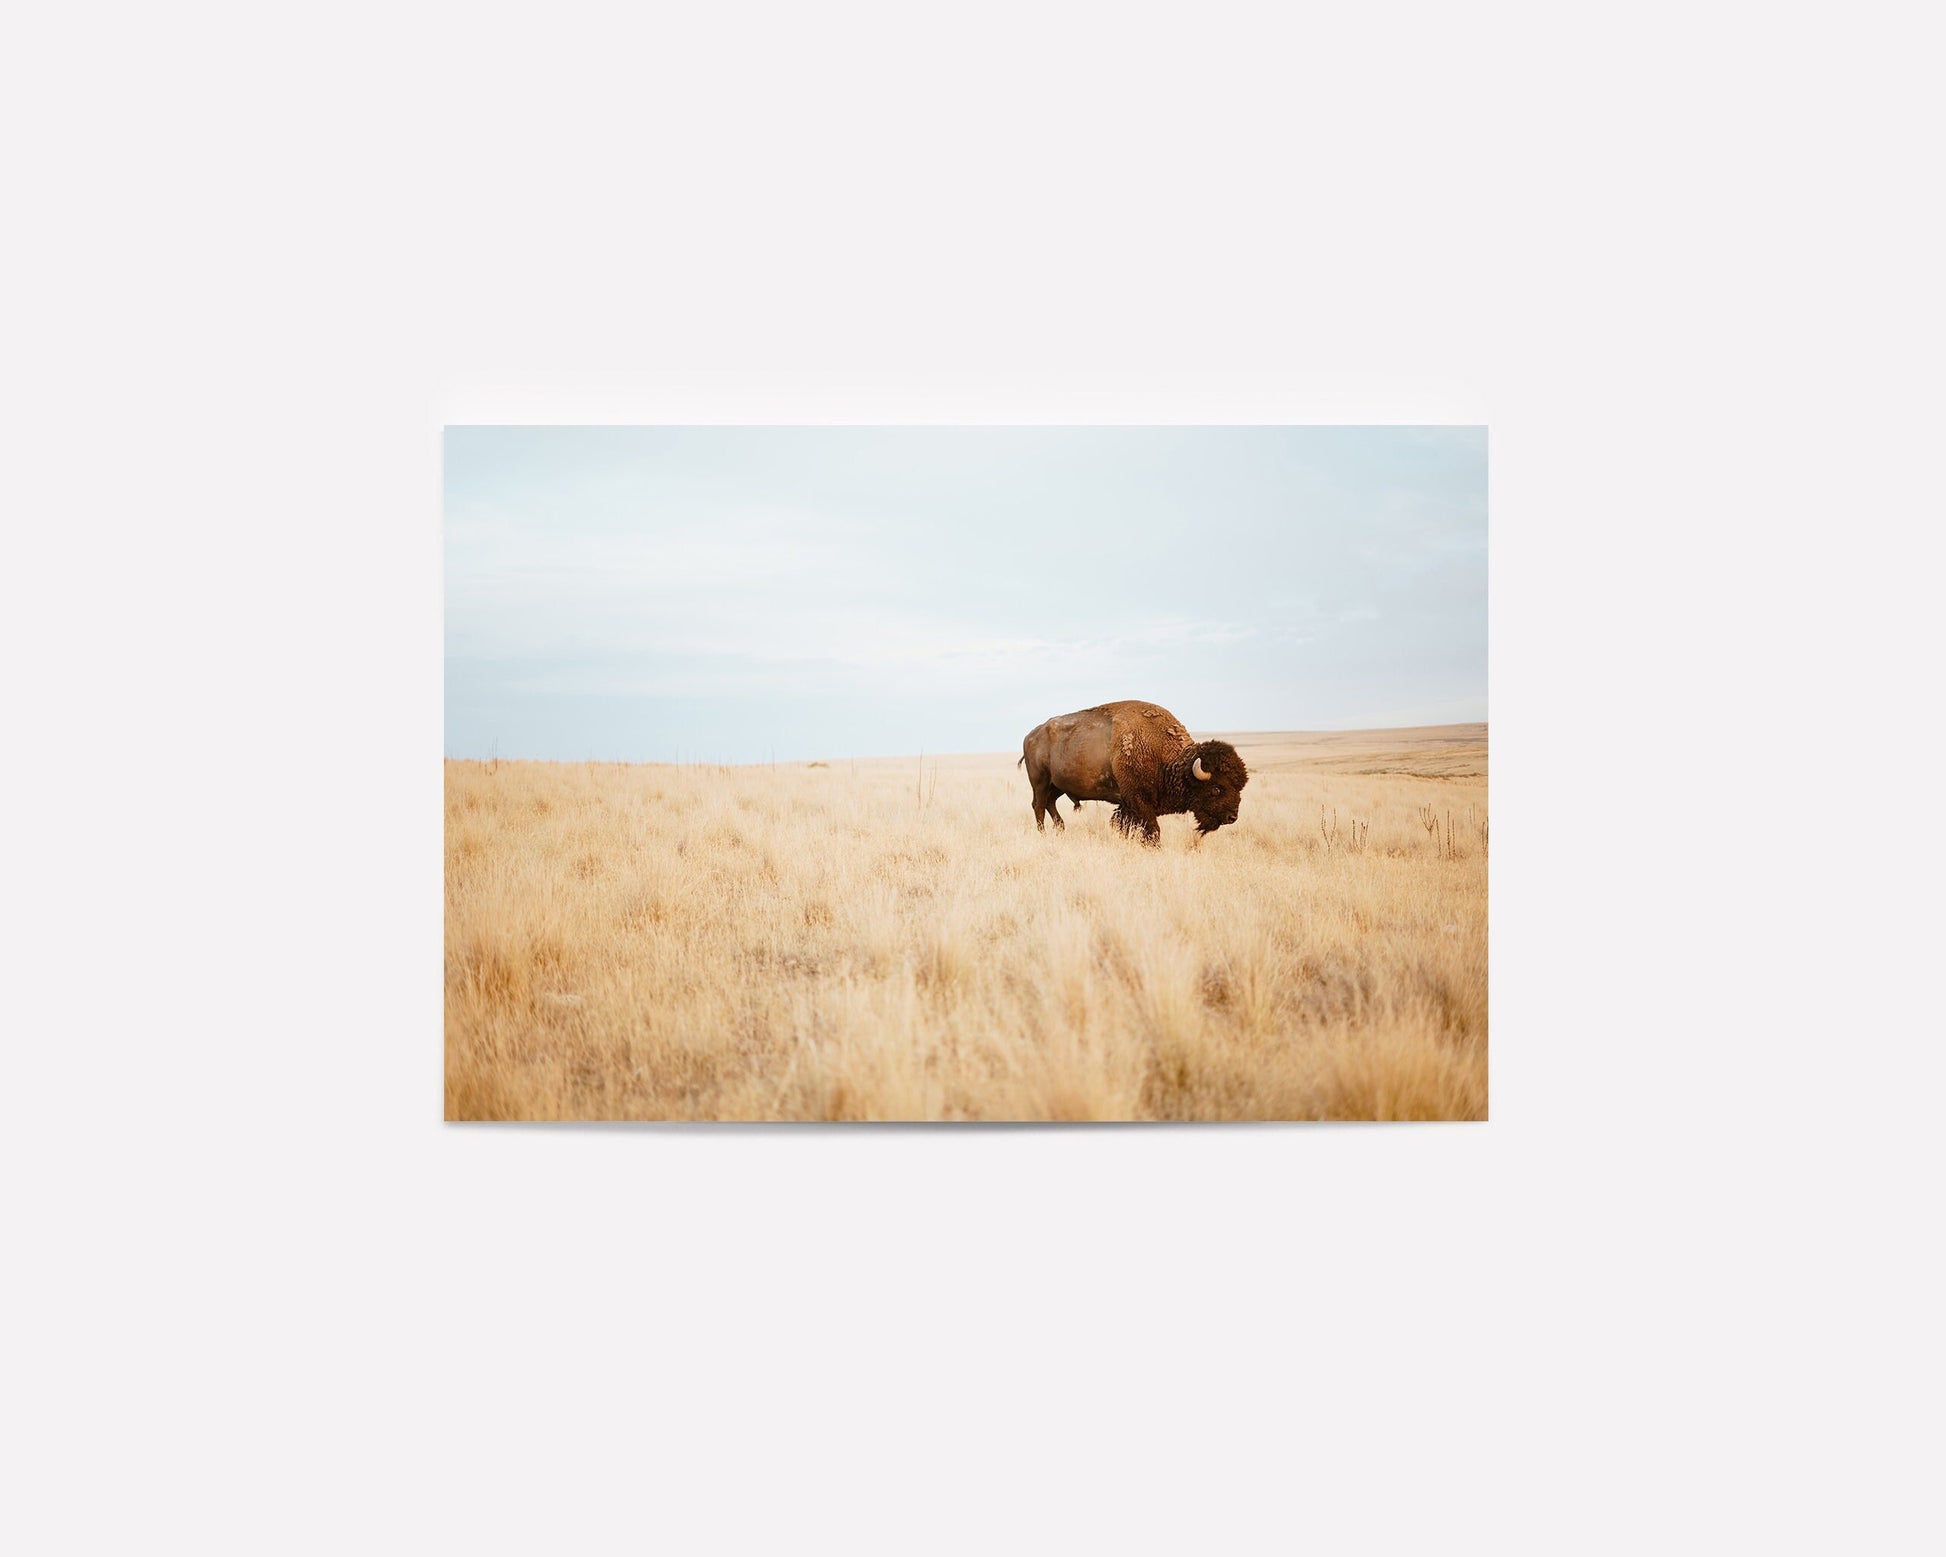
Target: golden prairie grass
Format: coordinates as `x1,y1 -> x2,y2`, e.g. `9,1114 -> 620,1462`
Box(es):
445,737 -> 1487,1121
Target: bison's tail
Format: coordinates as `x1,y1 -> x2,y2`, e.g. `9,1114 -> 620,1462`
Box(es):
1017,754 -> 1025,768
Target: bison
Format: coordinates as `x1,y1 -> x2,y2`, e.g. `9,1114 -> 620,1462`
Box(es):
1018,700 -> 1248,844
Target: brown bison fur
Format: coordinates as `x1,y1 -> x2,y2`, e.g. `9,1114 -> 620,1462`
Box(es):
1018,700 -> 1248,845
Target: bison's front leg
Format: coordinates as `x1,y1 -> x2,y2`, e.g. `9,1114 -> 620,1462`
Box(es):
1107,746 -> 1163,846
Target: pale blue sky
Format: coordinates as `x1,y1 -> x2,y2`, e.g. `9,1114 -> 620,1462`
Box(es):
445,426 -> 1486,762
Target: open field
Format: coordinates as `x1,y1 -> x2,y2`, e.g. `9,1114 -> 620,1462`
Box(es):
445,727 -> 1487,1121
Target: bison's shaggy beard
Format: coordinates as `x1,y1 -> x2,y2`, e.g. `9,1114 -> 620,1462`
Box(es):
1175,741 -> 1248,835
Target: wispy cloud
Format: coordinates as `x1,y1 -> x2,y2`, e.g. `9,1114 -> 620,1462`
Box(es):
445,427 -> 1485,760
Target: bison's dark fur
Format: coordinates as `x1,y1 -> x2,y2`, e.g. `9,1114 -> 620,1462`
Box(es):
1018,700 -> 1248,845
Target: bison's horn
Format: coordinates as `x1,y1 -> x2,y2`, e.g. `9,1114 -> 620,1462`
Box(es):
1192,755 -> 1211,782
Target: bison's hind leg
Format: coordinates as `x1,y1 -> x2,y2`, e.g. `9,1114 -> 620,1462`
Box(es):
1032,784 -> 1066,832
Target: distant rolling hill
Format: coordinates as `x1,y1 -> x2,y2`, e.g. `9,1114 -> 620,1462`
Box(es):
1199,724 -> 1487,779
808,724 -> 1486,779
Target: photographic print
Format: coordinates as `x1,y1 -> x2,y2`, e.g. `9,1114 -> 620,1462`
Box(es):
445,426 -> 1487,1121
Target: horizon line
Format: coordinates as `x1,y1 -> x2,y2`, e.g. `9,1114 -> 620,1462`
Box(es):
443,718 -> 1489,768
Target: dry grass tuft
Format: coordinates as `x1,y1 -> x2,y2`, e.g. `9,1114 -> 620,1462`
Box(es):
445,742 -> 1487,1121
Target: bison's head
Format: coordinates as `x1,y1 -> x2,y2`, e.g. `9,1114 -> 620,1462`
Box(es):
1186,740 -> 1248,833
